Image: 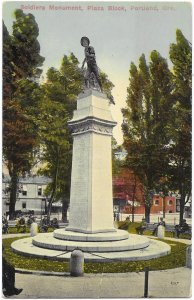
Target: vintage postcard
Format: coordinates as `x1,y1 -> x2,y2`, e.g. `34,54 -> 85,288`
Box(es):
2,1 -> 192,298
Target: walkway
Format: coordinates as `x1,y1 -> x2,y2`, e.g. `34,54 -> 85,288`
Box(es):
12,267 -> 191,298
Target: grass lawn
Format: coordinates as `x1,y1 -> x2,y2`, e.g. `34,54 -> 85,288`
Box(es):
2,234 -> 188,274
3,237 -> 69,273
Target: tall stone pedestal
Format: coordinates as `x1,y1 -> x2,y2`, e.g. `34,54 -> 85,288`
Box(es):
67,89 -> 117,233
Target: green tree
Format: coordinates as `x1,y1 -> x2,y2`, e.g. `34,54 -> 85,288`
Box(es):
37,54 -> 82,221
169,29 -> 192,224
122,52 -> 173,222
3,10 -> 44,219
112,138 -> 123,176
99,71 -> 115,104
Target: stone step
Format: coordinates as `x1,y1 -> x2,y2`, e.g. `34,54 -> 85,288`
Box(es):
32,233 -> 150,252
53,228 -> 129,242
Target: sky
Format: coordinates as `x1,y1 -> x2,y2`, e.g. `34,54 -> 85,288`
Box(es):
2,0 -> 192,144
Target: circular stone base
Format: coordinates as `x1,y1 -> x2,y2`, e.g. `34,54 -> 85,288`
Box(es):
32,233 -> 150,252
54,228 -> 129,242
11,236 -> 171,262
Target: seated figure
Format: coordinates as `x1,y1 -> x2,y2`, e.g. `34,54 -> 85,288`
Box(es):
3,256 -> 23,296
136,218 -> 147,235
175,219 -> 189,238
40,216 -> 49,232
51,218 -> 59,229
16,217 -> 26,233
2,217 -> 9,234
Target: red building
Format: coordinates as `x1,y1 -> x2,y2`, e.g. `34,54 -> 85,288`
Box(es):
151,195 -> 176,214
113,168 -> 176,214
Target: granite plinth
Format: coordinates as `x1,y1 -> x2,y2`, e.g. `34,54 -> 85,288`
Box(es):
67,91 -> 117,233
54,228 -> 129,241
11,236 -> 171,262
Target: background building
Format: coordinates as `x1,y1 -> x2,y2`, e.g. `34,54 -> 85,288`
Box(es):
113,168 -> 177,215
2,175 -> 51,216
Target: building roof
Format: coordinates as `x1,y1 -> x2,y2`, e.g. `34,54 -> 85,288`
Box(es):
2,175 -> 51,185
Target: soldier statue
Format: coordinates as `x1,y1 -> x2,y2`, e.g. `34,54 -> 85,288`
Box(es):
81,36 -> 103,92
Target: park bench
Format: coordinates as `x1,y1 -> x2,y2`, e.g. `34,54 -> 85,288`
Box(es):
174,224 -> 192,238
136,223 -> 176,236
135,222 -> 191,238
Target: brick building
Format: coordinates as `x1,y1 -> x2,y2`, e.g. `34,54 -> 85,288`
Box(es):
113,168 -> 176,214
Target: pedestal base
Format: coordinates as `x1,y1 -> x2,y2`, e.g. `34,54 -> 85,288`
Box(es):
11,233 -> 171,262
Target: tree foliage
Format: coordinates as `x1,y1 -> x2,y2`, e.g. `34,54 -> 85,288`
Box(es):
168,29 -> 192,223
122,30 -> 191,223
36,53 -> 82,220
3,10 -> 44,218
99,70 -> 115,103
122,52 -> 174,222
111,138 -> 123,176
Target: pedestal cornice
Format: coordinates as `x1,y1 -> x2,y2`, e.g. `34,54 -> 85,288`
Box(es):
68,116 -> 117,136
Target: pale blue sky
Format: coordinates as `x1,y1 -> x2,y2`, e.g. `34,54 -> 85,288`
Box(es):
3,1 -> 192,144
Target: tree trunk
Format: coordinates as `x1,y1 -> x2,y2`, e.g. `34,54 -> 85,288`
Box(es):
163,196 -> 166,219
145,204 -> 150,223
179,194 -> 185,225
9,173 -> 18,220
179,179 -> 186,225
47,200 -> 53,222
47,147 -> 59,222
62,200 -> 69,222
132,201 -> 135,223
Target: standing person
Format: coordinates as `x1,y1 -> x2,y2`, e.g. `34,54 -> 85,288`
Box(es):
81,36 -> 103,92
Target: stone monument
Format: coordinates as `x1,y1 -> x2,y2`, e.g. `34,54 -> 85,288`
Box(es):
66,36 -> 117,234
11,37 -> 171,262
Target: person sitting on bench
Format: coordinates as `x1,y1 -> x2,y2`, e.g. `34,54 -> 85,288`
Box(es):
175,219 -> 189,238
16,217 -> 26,233
3,250 -> 23,296
2,215 -> 9,234
136,218 -> 147,235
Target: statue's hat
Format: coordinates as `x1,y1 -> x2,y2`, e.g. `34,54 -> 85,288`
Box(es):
81,36 -> 90,46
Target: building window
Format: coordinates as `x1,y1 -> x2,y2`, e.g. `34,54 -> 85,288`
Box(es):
154,200 -> 159,206
38,186 -> 42,196
168,200 -> 173,206
22,202 -> 26,209
22,185 -> 27,196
